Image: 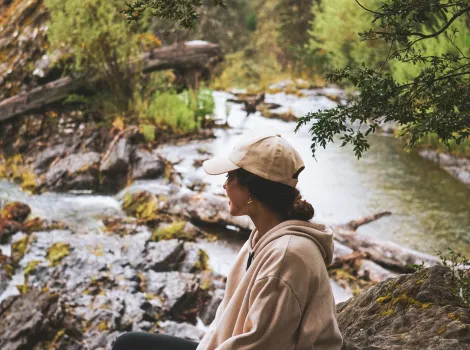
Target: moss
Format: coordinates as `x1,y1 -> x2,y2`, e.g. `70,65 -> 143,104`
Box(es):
3,264 -> 14,278
151,221 -> 194,242
11,235 -> 30,264
24,259 -> 41,278
376,294 -> 392,303
380,309 -> 394,317
415,279 -> 425,285
193,249 -> 210,272
436,325 -> 447,334
0,155 -> 39,193
20,171 -> 38,192
46,242 -> 71,267
422,303 -> 432,309
200,278 -> 213,291
391,293 -> 423,308
16,284 -> 29,294
448,312 -> 460,321
122,191 -> 160,220
97,321 -> 108,332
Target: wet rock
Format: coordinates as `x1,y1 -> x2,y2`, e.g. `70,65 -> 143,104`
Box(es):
131,149 -> 165,180
418,149 -> 470,185
337,265 -> 470,349
200,288 -> 224,326
100,138 -> 131,193
45,152 -> 100,191
141,239 -> 185,272
158,320 -> 205,342
145,271 -> 201,321
0,251 -> 13,295
165,191 -> 253,232
261,108 -> 297,122
22,217 -> 68,234
0,219 -> 22,243
0,202 -> 31,223
33,144 -> 66,172
0,289 -> 84,350
179,242 -> 210,273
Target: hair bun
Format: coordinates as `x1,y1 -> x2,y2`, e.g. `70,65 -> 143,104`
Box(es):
288,195 -> 314,221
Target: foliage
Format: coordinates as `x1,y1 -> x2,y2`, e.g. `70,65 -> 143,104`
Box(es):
122,0 -> 226,29
45,0 -> 142,112
276,0 -> 315,71
416,134 -> 470,157
145,91 -> 197,133
181,87 -> 215,127
298,0 -> 470,158
439,249 -> 470,306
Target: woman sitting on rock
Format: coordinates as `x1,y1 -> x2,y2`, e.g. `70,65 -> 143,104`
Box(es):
112,133 -> 343,350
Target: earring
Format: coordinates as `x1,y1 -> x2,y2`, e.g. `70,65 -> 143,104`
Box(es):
247,194 -> 253,204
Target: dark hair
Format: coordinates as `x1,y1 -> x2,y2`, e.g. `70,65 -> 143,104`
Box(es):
234,168 -> 314,221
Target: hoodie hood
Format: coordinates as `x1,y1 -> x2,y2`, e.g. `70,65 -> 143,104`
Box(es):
249,220 -> 334,266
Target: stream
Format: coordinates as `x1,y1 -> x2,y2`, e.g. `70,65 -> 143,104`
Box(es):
1,90 -> 469,304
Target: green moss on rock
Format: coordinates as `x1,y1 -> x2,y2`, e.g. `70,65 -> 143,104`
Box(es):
46,242 -> 71,266
151,221 -> 196,241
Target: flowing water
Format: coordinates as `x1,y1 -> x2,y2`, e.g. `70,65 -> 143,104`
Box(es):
1,90 -> 469,303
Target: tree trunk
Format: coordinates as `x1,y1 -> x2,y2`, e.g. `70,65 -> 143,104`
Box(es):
0,41 -> 223,122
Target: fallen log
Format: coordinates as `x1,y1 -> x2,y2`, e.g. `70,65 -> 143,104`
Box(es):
329,251 -> 369,270
346,211 -> 392,230
333,227 -> 440,273
0,41 -> 223,122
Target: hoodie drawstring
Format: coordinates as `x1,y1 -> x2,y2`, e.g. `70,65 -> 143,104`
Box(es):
246,252 -> 254,271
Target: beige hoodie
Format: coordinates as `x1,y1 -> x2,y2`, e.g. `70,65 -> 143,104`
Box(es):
196,220 -> 343,350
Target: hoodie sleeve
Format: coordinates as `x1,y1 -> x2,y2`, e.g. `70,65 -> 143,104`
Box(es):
215,276 -> 302,350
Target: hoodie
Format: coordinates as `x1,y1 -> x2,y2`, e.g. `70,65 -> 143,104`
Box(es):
196,220 -> 343,350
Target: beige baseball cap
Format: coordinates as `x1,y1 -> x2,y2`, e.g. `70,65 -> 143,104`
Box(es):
202,133 -> 305,188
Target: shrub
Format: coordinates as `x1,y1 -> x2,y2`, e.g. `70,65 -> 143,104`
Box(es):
145,91 -> 197,133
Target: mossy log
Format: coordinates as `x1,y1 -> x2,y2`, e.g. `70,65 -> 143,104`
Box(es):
0,41 -> 223,122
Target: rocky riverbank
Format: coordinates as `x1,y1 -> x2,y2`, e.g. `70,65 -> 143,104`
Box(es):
1,195 -> 469,349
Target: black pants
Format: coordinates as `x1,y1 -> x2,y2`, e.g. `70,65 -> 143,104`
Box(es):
112,332 -> 199,350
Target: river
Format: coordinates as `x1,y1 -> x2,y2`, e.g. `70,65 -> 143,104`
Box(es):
1,90 -> 469,303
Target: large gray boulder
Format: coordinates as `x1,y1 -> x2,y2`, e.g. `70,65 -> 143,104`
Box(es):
131,149 -> 165,180
45,152 -> 100,192
337,265 -> 470,349
100,138 -> 132,193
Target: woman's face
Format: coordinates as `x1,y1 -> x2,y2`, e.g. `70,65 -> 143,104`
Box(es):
223,171 -> 251,216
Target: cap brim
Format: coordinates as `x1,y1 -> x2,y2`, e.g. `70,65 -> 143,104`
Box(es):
203,156 -> 240,175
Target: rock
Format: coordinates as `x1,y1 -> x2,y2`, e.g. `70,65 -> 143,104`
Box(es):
158,320 -> 205,342
145,271 -> 201,321
141,239 -> 185,272
165,192 -> 253,232
0,252 -> 13,295
33,144 -> 66,172
337,265 -> 470,349
179,242 -> 210,273
0,219 -> 22,243
0,289 -> 84,350
45,152 -> 100,191
131,149 -> 165,180
100,138 -> 131,193
261,109 -> 297,122
1,202 -> 31,223
200,288 -> 224,326
22,217 -> 68,234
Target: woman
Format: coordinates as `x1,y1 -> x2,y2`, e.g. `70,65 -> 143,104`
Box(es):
112,133 -> 342,350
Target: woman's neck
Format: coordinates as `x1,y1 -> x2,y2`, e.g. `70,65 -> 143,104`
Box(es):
250,207 -> 284,238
